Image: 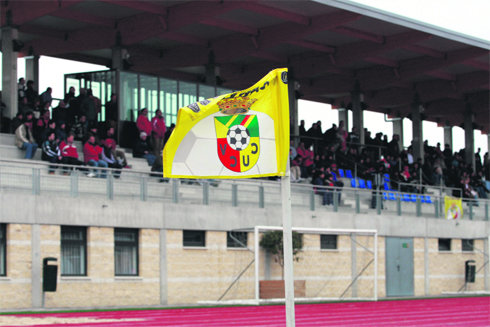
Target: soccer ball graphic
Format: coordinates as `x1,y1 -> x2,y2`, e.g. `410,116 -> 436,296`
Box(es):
227,124 -> 250,151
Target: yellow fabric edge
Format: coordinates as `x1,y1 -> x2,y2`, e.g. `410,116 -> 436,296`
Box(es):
165,171 -> 286,179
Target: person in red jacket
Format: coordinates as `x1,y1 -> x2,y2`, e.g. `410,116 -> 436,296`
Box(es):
60,133 -> 84,174
136,108 -> 152,136
151,109 -> 166,156
83,134 -> 108,178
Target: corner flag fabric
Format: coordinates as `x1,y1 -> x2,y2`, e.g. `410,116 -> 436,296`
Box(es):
163,68 -> 290,179
444,196 -> 463,219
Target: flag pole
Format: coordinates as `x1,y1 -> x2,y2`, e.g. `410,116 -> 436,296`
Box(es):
281,159 -> 296,327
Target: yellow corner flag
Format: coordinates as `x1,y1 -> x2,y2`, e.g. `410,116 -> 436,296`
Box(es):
163,68 -> 290,179
444,196 -> 463,219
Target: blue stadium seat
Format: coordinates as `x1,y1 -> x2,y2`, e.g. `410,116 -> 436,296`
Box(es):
338,169 -> 345,178
411,194 -> 418,202
345,170 -> 353,178
402,194 -> 411,202
383,192 -> 388,200
424,195 -> 433,204
366,180 -> 373,189
388,193 -> 397,201
350,179 -> 356,188
383,182 -> 390,190
384,173 -> 390,182
331,172 -> 337,181
358,179 -> 366,189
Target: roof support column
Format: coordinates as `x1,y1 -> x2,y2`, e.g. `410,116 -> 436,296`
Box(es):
111,45 -> 124,141
443,125 -> 453,150
464,105 -> 475,170
288,67 -> 299,146
392,118 -> 404,150
25,55 -> 40,88
351,82 -> 364,145
411,95 -> 424,162
1,26 -> 19,119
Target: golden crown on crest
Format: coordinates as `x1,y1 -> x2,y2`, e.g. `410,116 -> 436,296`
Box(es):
217,97 -> 257,115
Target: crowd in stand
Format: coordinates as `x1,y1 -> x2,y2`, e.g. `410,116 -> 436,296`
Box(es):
292,120 -> 490,205
6,79 -> 490,201
11,78 -> 174,179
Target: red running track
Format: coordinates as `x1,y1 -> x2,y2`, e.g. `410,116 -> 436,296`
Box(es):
2,297 -> 489,327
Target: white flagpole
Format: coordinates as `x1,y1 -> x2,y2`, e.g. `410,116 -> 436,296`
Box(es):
281,159 -> 296,327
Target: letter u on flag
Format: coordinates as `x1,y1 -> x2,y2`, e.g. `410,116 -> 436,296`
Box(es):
163,68 -> 289,179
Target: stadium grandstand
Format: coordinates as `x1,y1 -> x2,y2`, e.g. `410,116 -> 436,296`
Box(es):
0,0 -> 488,311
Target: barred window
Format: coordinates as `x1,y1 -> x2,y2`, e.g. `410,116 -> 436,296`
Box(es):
320,235 -> 338,250
462,239 -> 474,252
61,226 -> 87,276
114,228 -> 139,276
227,231 -> 248,248
183,230 -> 205,247
0,224 -> 6,276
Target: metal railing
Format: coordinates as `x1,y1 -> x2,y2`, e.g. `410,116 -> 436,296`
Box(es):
0,159 -> 488,221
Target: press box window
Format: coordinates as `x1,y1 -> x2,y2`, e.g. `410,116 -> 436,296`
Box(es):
183,230 -> 205,247
462,239 -> 474,252
438,238 -> 451,252
115,228 -> 139,276
0,224 -> 6,276
320,235 -> 338,250
61,226 -> 87,276
227,231 -> 248,248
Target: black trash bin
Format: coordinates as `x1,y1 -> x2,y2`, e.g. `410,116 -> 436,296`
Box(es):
43,257 -> 58,292
465,260 -> 476,283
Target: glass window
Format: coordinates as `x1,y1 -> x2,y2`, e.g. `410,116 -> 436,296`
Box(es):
140,74 -> 158,118
227,231 -> 247,248
178,81 -> 197,108
320,235 -> 338,250
160,78 -> 178,125
462,239 -> 474,252
114,228 -> 139,276
217,87 -> 233,96
120,71 -> 139,121
438,238 -> 451,252
61,226 -> 87,276
198,84 -> 215,101
0,224 -> 6,276
183,230 -> 205,247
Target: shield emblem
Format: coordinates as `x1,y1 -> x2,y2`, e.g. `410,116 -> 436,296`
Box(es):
214,114 -> 260,172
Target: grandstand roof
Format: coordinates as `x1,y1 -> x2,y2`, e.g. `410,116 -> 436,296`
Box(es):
3,0 -> 489,132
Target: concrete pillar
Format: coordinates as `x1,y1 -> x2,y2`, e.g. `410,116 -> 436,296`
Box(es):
25,55 -> 40,88
464,106 -> 475,170
288,67 -> 299,146
31,224 -> 42,308
111,46 -> 123,140
205,51 -> 217,87
338,108 -> 349,133
443,125 -> 453,150
351,234 -> 357,297
411,95 -> 424,162
351,82 -> 364,145
1,26 -> 19,118
392,118 -> 404,150
159,229 -> 168,305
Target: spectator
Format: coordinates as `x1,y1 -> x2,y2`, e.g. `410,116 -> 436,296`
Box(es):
133,131 -> 156,166
15,111 -> 38,159
136,108 -> 152,136
18,77 -> 27,113
60,133 -> 84,173
55,121 -> 68,142
33,109 -> 50,145
41,131 -> 62,174
296,142 -> 314,178
164,123 -> 175,145
25,80 -> 39,111
40,119 -> 56,144
103,127 -> 129,168
83,134 -> 108,178
52,100 -> 68,125
71,115 -> 88,141
11,112 -> 23,133
151,109 -> 166,156
101,144 -> 122,178
105,93 -> 118,123
312,172 -> 332,206
81,89 -> 98,127
40,87 -> 53,109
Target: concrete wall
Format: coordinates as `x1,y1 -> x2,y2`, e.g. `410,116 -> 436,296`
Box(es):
0,188 -> 488,310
